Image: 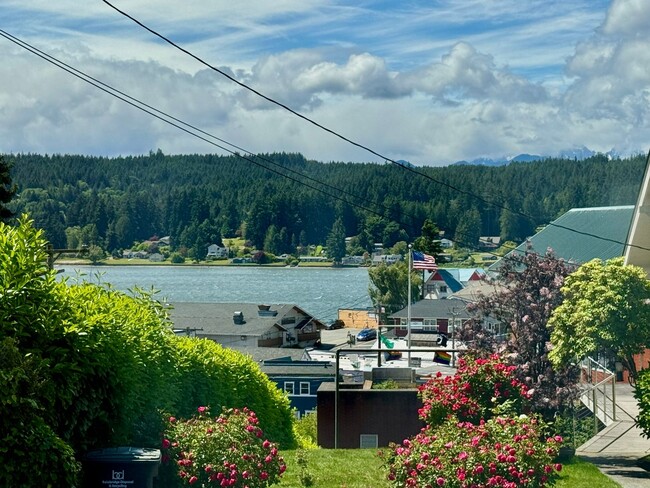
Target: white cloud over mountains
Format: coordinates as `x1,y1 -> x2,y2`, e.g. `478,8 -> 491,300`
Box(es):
0,0 -> 648,164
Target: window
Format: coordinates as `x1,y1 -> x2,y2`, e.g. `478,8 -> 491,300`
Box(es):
284,382 -> 294,395
439,285 -> 448,293
359,434 -> 378,448
300,382 -> 310,395
281,317 -> 296,325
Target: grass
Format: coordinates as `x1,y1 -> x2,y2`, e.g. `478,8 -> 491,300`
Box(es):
276,449 -> 622,488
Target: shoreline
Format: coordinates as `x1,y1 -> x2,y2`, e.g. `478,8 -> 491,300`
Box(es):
54,259 -> 366,269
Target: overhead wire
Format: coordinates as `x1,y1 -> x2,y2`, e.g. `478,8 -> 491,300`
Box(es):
101,0 -> 650,253
0,28 -> 521,261
0,29 -> 410,226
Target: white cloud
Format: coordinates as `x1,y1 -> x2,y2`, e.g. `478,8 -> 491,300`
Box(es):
1,0 -> 649,164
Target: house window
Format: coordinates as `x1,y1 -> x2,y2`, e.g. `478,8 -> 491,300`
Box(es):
359,434 -> 378,449
281,317 -> 296,325
300,382 -> 310,395
425,284 -> 436,295
284,382 -> 294,395
439,285 -> 448,293
422,319 -> 438,332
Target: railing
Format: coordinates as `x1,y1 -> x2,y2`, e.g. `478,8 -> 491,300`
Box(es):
579,357 -> 616,428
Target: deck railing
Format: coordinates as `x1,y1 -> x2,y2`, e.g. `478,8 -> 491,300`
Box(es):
579,357 -> 616,428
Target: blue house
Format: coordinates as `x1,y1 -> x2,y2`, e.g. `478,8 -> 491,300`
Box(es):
260,358 -> 336,419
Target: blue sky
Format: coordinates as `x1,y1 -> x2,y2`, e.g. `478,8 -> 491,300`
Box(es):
1,0 -> 648,165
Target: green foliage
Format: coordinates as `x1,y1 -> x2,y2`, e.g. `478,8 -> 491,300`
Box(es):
418,355 -> 530,427
293,413 -> 318,449
372,379 -> 400,390
7,152 -> 647,253
463,248 -> 580,417
549,257 -> 650,380
86,243 -> 105,263
0,155 -> 15,222
368,261 -> 421,316
0,218 -> 296,487
160,406 -> 286,487
170,337 -> 296,447
384,416 -> 563,488
294,450 -> 316,487
413,219 -> 442,256
170,252 -> 185,263
634,368 -> 650,438
325,217 -> 346,264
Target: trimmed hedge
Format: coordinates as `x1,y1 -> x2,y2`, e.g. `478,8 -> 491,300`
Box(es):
0,218 -> 296,487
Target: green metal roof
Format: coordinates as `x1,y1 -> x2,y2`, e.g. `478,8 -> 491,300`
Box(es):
492,206 -> 635,268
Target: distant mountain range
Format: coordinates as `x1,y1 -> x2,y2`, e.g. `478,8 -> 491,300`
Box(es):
452,146 -> 624,167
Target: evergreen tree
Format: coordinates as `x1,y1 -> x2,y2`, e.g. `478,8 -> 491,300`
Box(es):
326,218 -> 347,265
413,219 -> 442,257
0,155 -> 16,223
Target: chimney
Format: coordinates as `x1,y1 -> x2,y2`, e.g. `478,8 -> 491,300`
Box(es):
233,311 -> 245,325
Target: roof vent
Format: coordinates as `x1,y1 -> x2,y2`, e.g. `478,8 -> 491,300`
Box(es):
233,311 -> 245,325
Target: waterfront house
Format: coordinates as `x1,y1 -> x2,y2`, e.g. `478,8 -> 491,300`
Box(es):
169,302 -> 325,348
206,243 -> 229,259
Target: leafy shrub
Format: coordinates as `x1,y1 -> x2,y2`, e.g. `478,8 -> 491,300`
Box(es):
169,337 -> 296,447
418,354 -> 530,427
160,406 -> 286,487
170,252 -> 186,263
294,412 -> 318,449
635,368 -> 650,438
0,217 -> 296,488
384,416 -> 563,488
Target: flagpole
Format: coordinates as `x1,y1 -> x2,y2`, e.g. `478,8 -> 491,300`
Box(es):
407,244 -> 412,365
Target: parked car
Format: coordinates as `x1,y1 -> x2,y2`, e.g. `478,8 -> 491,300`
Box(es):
325,319 -> 345,330
356,328 -> 377,341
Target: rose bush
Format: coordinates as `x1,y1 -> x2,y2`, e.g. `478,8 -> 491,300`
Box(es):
384,415 -> 563,488
418,354 -> 531,427
161,406 -> 286,487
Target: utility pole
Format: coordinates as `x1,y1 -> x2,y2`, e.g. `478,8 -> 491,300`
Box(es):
450,307 -> 459,367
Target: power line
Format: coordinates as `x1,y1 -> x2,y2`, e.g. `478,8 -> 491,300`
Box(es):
0,29 -> 413,227
102,0 -> 650,253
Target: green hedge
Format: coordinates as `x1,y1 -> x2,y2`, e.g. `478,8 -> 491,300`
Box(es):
0,217 -> 296,487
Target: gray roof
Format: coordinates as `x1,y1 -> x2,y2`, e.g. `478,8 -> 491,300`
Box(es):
225,345 -> 308,363
168,302 -> 323,336
490,206 -> 634,271
390,299 -> 472,320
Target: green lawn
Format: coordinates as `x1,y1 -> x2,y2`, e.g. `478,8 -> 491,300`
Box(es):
277,449 -> 622,488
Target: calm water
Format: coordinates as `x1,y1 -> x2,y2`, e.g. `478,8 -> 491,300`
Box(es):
56,265 -> 372,323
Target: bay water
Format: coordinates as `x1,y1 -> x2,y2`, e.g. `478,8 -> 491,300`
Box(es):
56,265 -> 372,323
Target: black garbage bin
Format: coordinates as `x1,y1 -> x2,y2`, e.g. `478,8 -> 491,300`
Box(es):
83,447 -> 161,488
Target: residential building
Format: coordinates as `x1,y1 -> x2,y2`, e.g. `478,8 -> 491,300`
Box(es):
168,302 -> 325,348
260,358 -> 336,418
422,268 -> 485,299
206,243 -> 229,259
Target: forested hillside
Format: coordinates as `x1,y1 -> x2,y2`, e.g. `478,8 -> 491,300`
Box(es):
6,151 -> 646,257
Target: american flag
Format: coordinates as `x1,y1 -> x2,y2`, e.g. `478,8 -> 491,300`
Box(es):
412,251 -> 437,271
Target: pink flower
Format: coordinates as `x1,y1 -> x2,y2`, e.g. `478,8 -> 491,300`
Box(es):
436,476 -> 445,486
162,438 -> 171,449
197,406 -> 207,414
188,476 -> 198,484
555,463 -> 563,472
